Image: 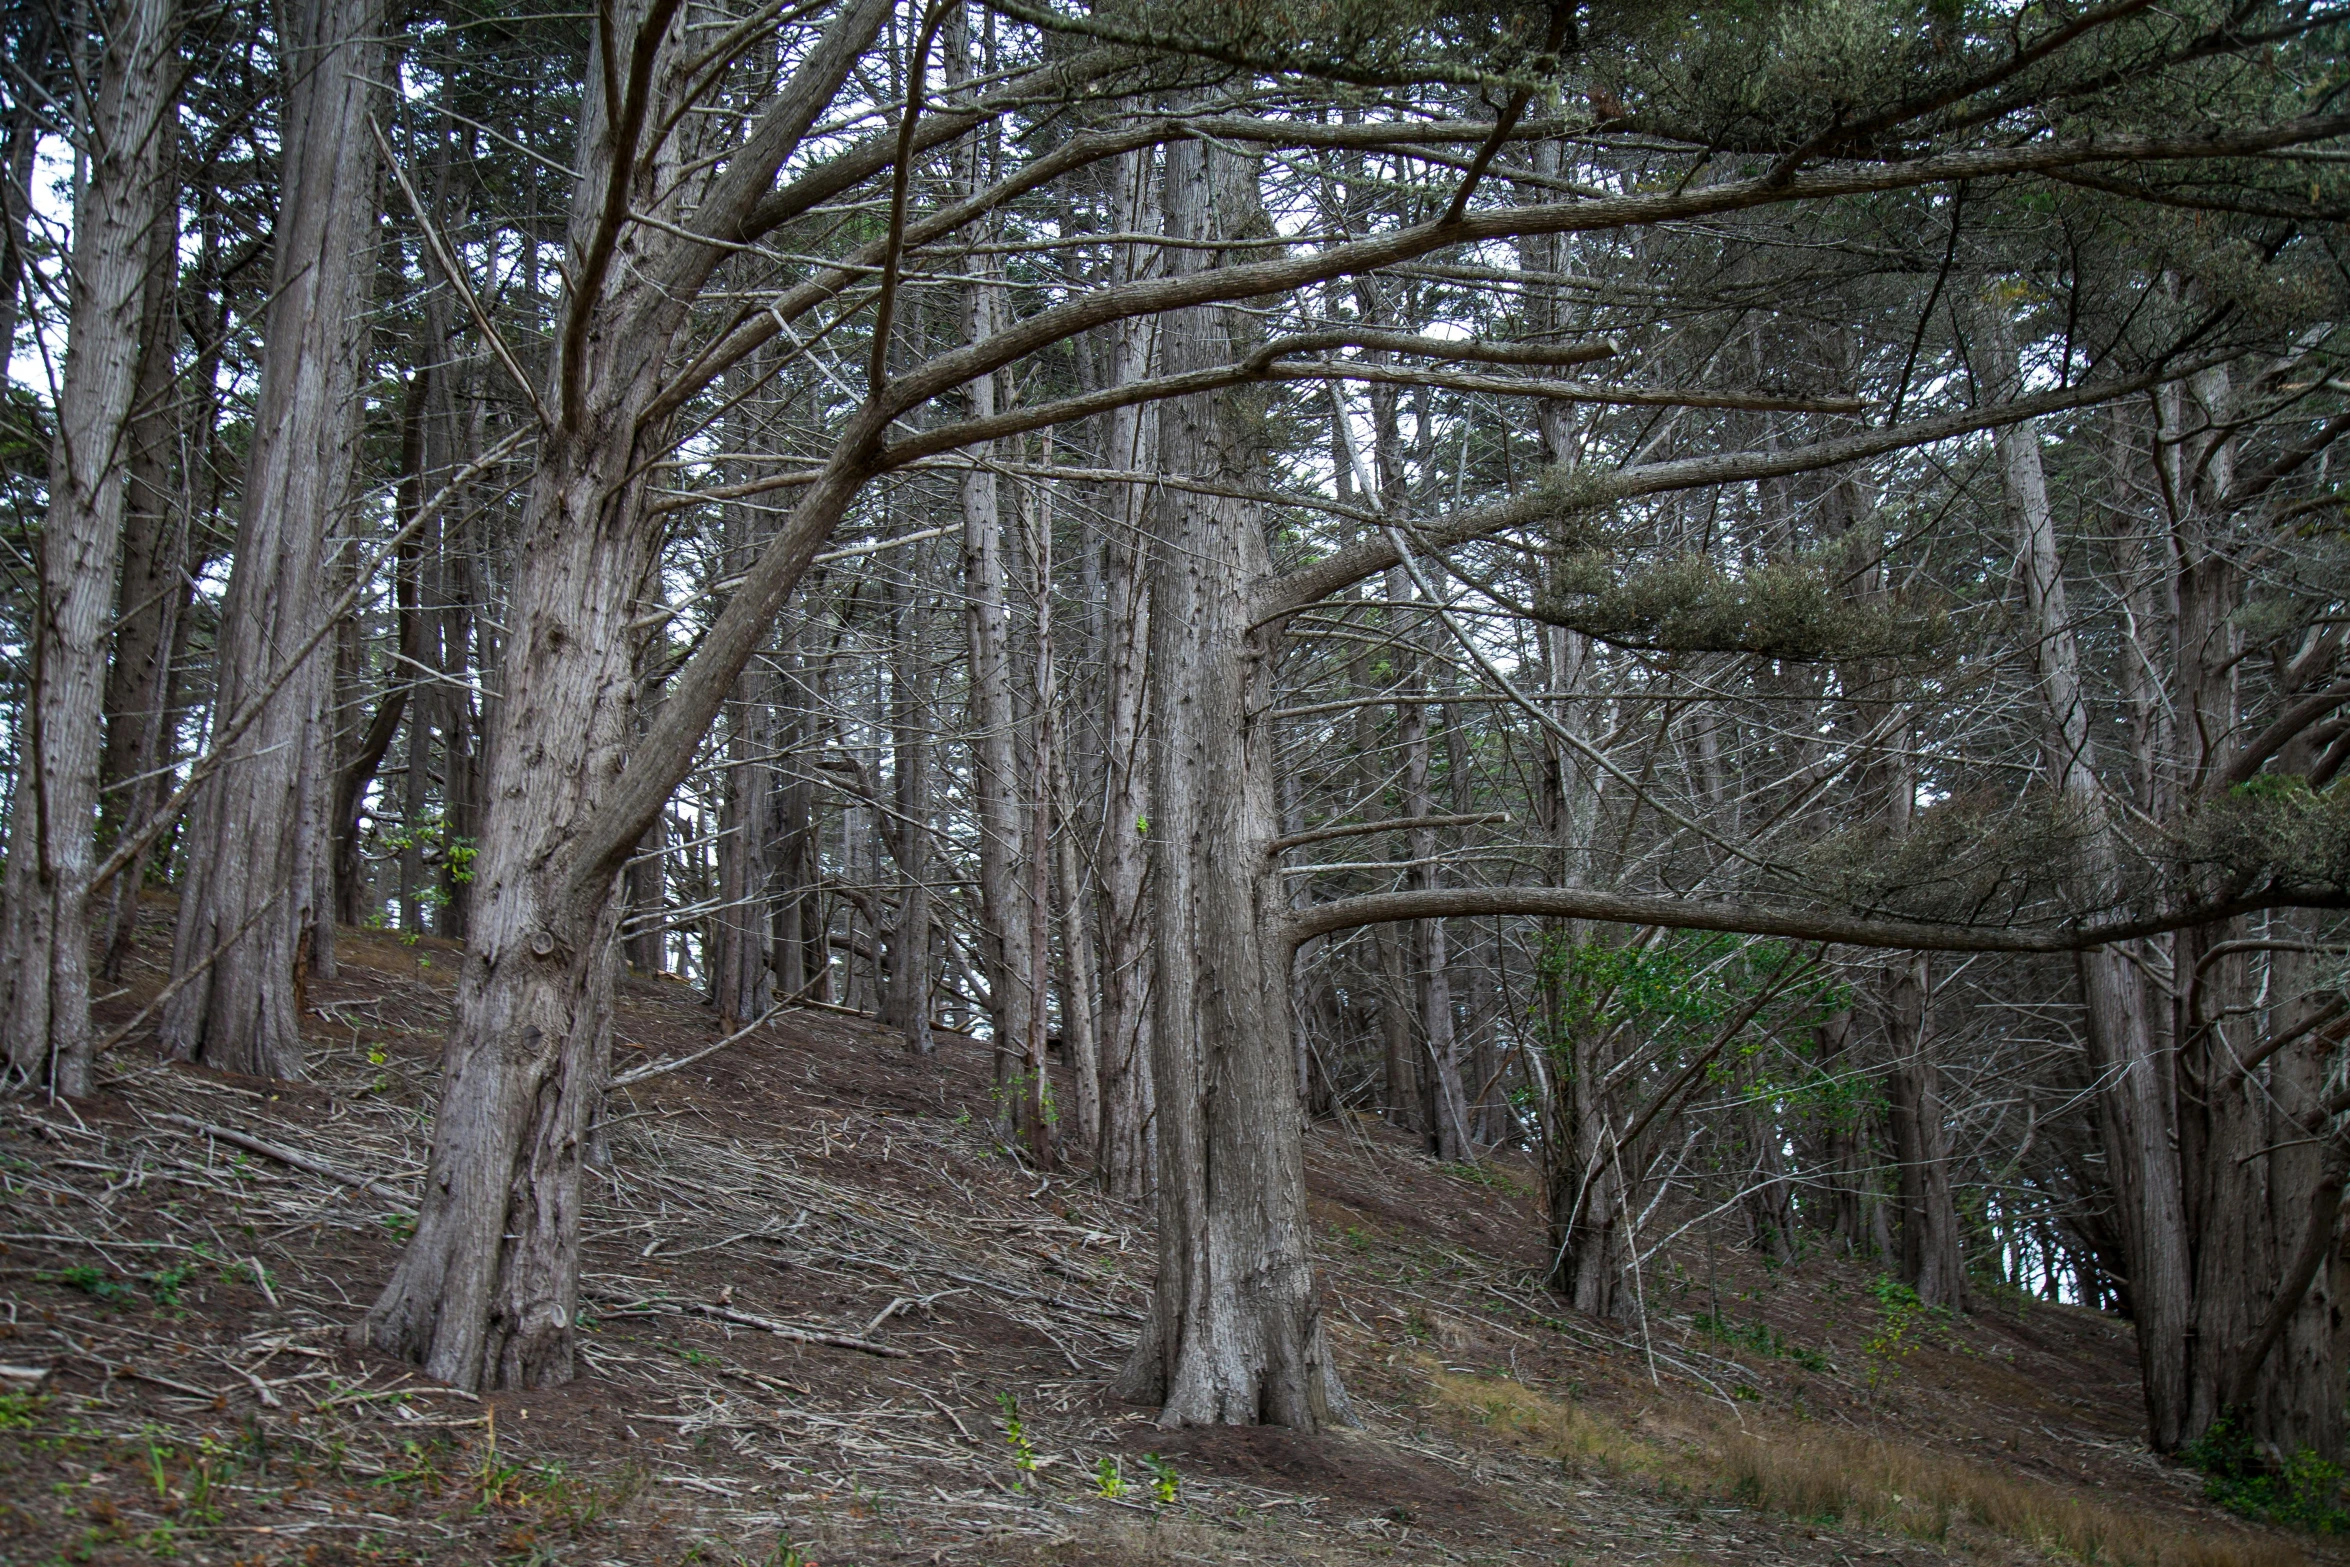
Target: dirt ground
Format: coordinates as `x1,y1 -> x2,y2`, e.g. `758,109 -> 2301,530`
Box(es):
0,897 -> 2333,1566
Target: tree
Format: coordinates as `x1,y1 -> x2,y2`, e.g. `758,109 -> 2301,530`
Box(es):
1,0 -> 178,1096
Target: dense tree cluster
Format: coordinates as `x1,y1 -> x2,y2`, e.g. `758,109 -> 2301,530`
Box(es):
6,0 -> 2350,1463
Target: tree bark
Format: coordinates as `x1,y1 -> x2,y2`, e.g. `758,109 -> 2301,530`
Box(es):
882,564 -> 935,1054
1091,148 -> 1158,1199
1113,127 -> 1348,1429
1983,296 -> 2191,1441
95,167 -> 183,975
961,264 -> 1037,1127
0,0 -> 178,1095
162,0 -> 385,1078
361,0 -> 892,1388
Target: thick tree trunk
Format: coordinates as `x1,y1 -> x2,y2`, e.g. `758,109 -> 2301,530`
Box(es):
1114,130 -> 1348,1430
0,0 -> 177,1095
162,0 -> 384,1078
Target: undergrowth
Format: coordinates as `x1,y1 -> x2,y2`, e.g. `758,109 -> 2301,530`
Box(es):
2185,1416 -> 2350,1535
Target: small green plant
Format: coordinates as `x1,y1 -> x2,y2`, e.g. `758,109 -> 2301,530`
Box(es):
47,1264 -> 136,1307
1141,1452 -> 1180,1506
2185,1414 -> 2350,1533
672,1345 -> 719,1367
996,1392 -> 1038,1490
1861,1276 -> 1953,1391
145,1265 -> 194,1307
0,1388 -> 43,1430
1692,1311 -> 1832,1372
1093,1455 -> 1126,1498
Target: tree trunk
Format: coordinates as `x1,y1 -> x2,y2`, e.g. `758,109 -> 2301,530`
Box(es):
0,0 -> 177,1095
1052,743 -> 1101,1149
95,169 -> 183,975
961,265 -> 1036,1124
1114,129 -> 1348,1430
1091,149 -> 1157,1199
1882,956 -> 1964,1308
163,0 -> 384,1078
361,0 -> 894,1387
1983,297 -> 2193,1441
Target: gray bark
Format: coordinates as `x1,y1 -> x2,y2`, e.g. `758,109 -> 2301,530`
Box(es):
162,0 -> 385,1078
0,0 -> 177,1095
1113,127 -> 1348,1429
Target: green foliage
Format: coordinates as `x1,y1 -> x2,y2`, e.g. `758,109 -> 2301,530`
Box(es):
1536,929 -> 1850,1069
2184,1415 -> 2350,1534
1691,1312 -> 1832,1372
145,1265 -> 194,1307
2185,775 -> 2350,896
1860,1276 -> 1955,1390
996,1393 -> 1038,1490
1093,1455 -> 1127,1498
1540,547 -> 1946,663
1141,1451 -> 1181,1505
45,1265 -> 136,1307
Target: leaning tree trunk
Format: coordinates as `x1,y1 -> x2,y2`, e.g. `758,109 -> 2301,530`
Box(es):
0,0 -> 177,1096
361,0 -> 893,1389
1112,130 -> 1348,1430
161,0 -> 384,1079
1984,295 -> 2194,1441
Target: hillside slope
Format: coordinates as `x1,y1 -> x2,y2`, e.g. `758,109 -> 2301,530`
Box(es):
0,904 -> 2329,1567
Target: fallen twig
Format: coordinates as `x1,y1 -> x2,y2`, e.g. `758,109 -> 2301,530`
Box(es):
150,1114 -> 414,1207
689,1300 -> 911,1358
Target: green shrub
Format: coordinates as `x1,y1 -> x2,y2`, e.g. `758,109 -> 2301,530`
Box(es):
2184,1414 -> 2350,1534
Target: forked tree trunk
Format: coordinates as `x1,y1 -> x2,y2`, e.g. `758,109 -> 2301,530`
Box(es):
1113,131 -> 1348,1430
362,0 -> 892,1388
0,0 -> 177,1095
162,0 -> 384,1078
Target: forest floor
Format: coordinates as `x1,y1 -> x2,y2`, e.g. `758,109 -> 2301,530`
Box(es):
0,900 -> 2336,1567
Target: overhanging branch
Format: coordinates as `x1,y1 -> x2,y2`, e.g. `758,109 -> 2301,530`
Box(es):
1278,884 -> 2350,961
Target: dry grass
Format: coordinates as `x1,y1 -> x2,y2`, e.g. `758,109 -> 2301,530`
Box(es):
1425,1364 -> 1671,1478
1425,1369 -> 2305,1567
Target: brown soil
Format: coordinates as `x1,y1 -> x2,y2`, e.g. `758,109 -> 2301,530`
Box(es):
0,894 -> 2333,1566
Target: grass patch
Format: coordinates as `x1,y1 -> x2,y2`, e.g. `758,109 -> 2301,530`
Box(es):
1718,1424 -> 2299,1567
1425,1364 -> 1672,1478
1424,1367 -> 2299,1567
